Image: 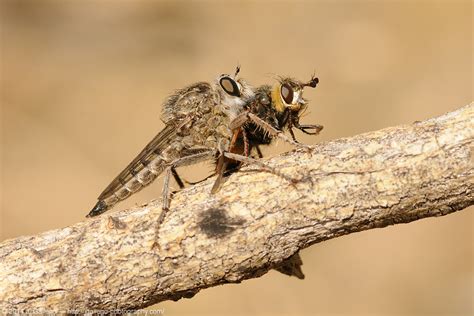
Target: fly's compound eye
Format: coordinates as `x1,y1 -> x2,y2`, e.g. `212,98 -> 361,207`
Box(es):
280,83 -> 294,104
220,77 -> 241,97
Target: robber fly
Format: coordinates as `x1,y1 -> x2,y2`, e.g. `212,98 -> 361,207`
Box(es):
87,68 -> 254,217
213,75 -> 323,187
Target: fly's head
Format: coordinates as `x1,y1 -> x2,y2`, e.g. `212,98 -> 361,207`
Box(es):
271,75 -> 319,116
272,74 -> 322,136
216,66 -> 255,120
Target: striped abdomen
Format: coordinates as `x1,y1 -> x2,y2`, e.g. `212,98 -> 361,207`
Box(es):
87,124 -> 182,217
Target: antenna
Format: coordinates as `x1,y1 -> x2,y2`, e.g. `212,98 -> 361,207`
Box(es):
234,64 -> 241,77
303,74 -> 319,88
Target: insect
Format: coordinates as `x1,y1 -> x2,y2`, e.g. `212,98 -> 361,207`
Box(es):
243,75 -> 323,149
87,68 -> 255,218
214,75 -> 323,186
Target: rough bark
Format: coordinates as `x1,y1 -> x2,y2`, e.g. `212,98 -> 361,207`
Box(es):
1,104 -> 473,313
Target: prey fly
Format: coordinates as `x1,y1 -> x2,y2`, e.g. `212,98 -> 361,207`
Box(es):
211,75 -> 323,189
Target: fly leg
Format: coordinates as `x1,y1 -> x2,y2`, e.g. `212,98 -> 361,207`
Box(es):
288,125 -> 298,143
171,167 -> 185,189
254,145 -> 264,158
223,152 -> 300,184
158,150 -> 216,226
288,111 -> 324,141
153,150 -> 216,248
294,123 -> 324,135
246,112 -> 312,150
211,127 -> 243,193
211,154 -> 228,194
171,164 -> 217,187
183,173 -> 216,185
170,146 -> 220,190
169,167 -> 187,198
288,123 -> 323,143
230,111 -> 313,151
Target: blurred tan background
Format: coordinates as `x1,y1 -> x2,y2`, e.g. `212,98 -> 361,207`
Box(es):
1,0 -> 472,315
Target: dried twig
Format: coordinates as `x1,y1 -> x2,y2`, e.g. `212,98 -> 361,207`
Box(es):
0,103 -> 472,312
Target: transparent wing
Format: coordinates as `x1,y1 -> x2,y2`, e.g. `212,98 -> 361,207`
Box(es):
97,122 -> 181,200
97,82 -> 215,202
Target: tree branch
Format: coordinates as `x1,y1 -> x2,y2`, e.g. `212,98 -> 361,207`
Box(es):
1,104 -> 473,312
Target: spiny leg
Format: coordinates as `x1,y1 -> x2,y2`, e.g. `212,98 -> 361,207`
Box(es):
223,152 -> 300,184
242,128 -> 249,157
159,150 -> 216,222
229,111 -> 250,131
230,111 -> 312,151
160,166 -> 172,223
171,167 -> 185,189
152,165 -> 173,249
211,126 -> 250,193
247,112 -> 312,150
211,127 -> 247,193
211,154 -> 228,194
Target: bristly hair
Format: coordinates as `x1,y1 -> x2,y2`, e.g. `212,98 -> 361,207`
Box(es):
276,75 -> 298,84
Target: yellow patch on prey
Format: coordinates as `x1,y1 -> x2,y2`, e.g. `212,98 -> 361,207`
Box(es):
271,84 -> 286,113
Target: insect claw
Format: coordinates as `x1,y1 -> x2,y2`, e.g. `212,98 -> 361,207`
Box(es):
301,144 -> 314,154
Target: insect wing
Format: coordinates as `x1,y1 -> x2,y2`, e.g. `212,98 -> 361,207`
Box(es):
97,122 -> 182,200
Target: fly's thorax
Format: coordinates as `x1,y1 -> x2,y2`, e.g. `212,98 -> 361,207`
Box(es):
245,85 -> 283,130
161,82 -> 216,124
207,112 -> 226,129
204,118 -> 233,152
254,86 -> 277,116
181,118 -> 213,147
174,106 -> 230,151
